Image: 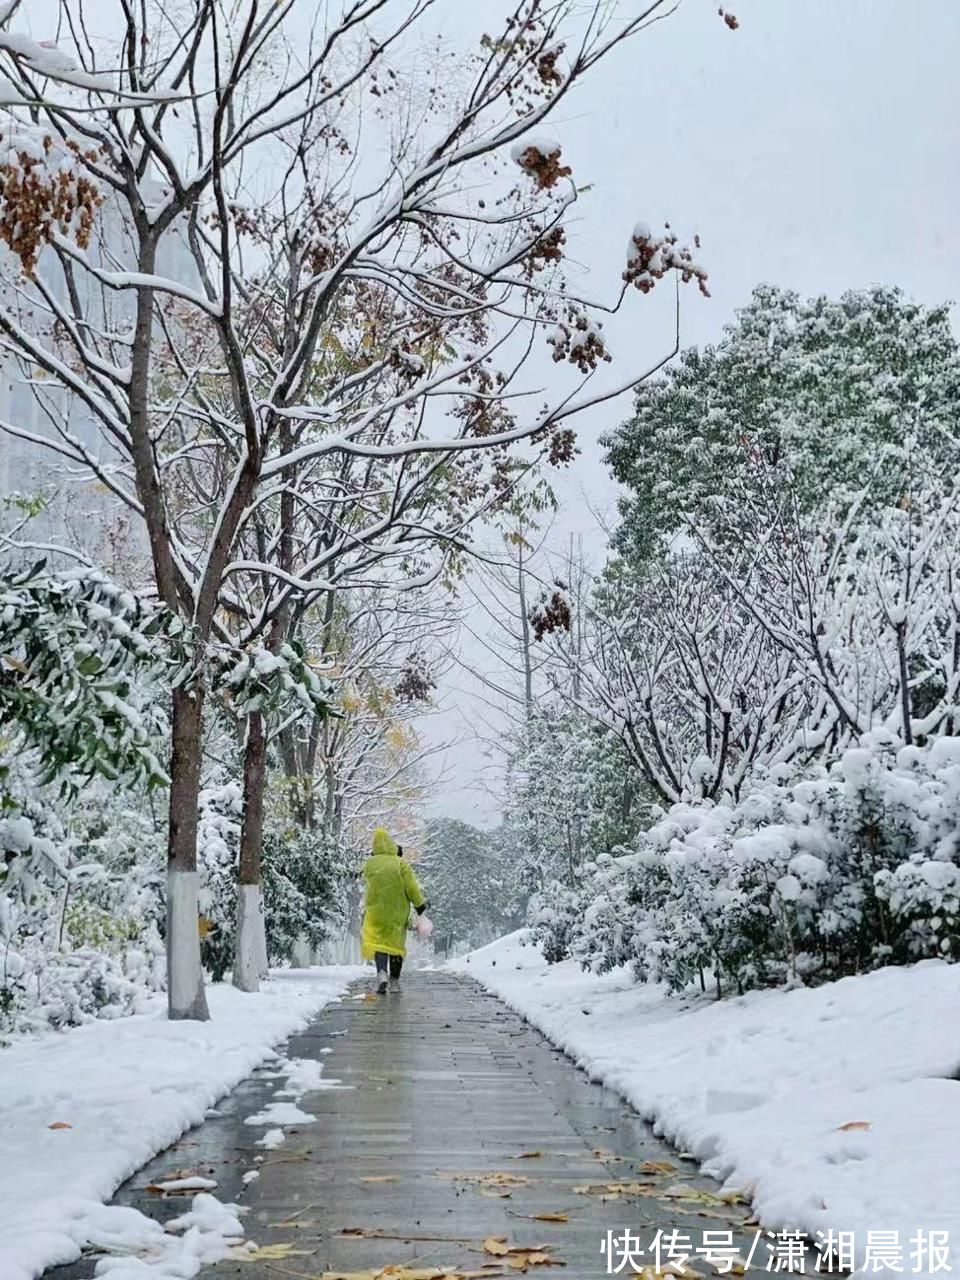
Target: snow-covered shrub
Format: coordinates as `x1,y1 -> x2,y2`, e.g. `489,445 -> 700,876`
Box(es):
262,823 -> 350,965
196,780 -> 243,981
0,736 -> 167,1036
542,734 -> 960,995
528,878 -> 581,963
1,941 -> 147,1034
197,780 -> 350,979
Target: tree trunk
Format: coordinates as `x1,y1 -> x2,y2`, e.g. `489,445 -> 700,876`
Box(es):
167,685 -> 210,1021
895,619 -> 913,746
518,540 -> 534,722
234,710 -> 269,991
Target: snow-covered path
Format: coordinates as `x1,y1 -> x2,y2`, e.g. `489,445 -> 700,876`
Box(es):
454,935 -> 960,1278
0,967 -> 360,1280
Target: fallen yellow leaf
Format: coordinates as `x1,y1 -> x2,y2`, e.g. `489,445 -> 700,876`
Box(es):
233,1243 -> 315,1261
482,1238 -> 562,1273
505,1251 -> 559,1272
573,1180 -> 657,1198
320,1270 -> 468,1280
338,1228 -> 475,1247
484,1237 -> 510,1257
441,1170 -> 533,1198
47,1121 -> 72,1131
631,1268 -> 704,1280
836,1120 -> 872,1132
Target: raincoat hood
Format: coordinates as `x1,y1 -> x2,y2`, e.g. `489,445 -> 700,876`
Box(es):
371,827 -> 399,857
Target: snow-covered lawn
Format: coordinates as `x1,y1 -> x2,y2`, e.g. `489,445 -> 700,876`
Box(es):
0,966 -> 361,1280
453,934 -> 960,1277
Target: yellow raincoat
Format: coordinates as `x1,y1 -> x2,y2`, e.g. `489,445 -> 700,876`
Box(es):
360,828 -> 426,959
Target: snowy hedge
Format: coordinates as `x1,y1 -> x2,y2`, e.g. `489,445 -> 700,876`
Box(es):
530,733 -> 960,995
0,757 -> 167,1037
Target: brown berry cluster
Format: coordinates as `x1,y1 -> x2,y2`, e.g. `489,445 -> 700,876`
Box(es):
529,582 -> 571,640
524,224 -> 565,278
623,225 -> 710,298
547,309 -> 611,373
513,141 -> 572,191
394,658 -> 436,703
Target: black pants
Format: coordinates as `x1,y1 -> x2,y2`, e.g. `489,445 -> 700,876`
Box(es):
374,952 -> 403,978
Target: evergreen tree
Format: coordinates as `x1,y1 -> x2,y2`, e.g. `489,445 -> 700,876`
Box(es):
605,285 -> 960,563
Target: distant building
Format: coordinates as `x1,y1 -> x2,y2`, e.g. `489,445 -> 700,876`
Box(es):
0,182 -> 197,574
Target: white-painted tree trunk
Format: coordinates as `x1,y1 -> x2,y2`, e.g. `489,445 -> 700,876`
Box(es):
254,883 -> 269,980
233,882 -> 268,992
167,870 -> 209,1020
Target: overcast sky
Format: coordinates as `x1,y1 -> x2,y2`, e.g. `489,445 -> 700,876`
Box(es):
421,0 -> 960,826
16,0 -> 958,826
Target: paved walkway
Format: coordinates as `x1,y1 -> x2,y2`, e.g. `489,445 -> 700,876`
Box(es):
49,971 -> 758,1279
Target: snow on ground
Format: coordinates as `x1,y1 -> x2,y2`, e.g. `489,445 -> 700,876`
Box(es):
452,933 -> 960,1277
0,966 -> 361,1280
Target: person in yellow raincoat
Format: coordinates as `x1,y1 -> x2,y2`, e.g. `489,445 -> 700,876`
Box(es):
361,828 -> 428,994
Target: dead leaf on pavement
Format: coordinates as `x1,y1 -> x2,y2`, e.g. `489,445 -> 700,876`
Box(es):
836,1121 -> 872,1132
573,1180 -> 746,1210
47,1121 -> 72,1130
631,1267 -> 705,1280
572,1180 -> 658,1199
360,1174 -> 400,1183
321,1269 -> 509,1280
508,1212 -> 569,1224
691,1207 -> 750,1224
340,1227 -> 474,1245
638,1160 -> 675,1175
589,1148 -> 627,1166
484,1238 -> 511,1257
441,1170 -> 533,1199
232,1242 -> 315,1262
512,1151 -> 544,1160
320,1269 -> 472,1280
482,1238 -> 563,1272
505,1253 -> 557,1272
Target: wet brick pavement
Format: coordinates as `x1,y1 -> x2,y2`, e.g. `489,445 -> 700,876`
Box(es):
45,969 -> 761,1279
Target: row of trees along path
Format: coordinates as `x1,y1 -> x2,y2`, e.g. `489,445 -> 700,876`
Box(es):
0,0 -> 712,1018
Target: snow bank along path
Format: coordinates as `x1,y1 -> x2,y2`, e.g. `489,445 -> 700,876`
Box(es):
0,967 -> 360,1280
452,934 -> 960,1277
